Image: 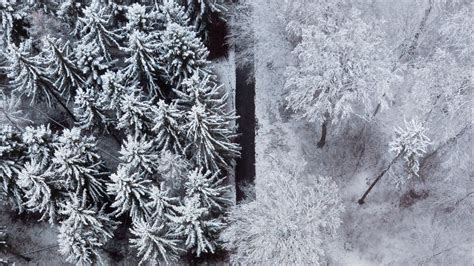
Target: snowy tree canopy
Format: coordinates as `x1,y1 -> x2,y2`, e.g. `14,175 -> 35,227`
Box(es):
43,37 -> 84,103
77,3 -> 122,61
221,164 -> 344,265
58,191 -> 116,265
146,183 -> 179,217
52,128 -> 108,203
4,40 -> 59,107
73,87 -> 110,131
0,125 -> 25,211
119,134 -> 159,174
17,160 -> 59,223
389,118 -> 431,180
22,124 -> 55,167
0,0 -> 239,263
125,3 -> 158,33
159,22 -> 210,85
158,0 -> 190,27
184,102 -> 239,171
130,217 -> 181,265
122,30 -> 164,97
184,167 -> 231,210
167,195 -> 224,257
151,100 -> 184,154
108,164 -> 151,220
116,91 -> 155,135
285,5 -> 392,126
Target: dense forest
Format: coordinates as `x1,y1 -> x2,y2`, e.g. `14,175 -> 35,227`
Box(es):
0,0 -> 472,265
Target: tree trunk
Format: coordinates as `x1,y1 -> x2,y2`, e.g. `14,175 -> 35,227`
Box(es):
358,155 -> 399,204
317,119 -> 328,148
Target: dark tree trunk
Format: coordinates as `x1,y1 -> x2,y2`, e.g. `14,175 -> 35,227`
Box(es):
317,119 -> 328,148
358,155 -> 399,204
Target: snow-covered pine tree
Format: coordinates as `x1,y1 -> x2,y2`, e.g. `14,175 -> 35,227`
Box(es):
3,40 -> 76,120
284,4 -> 392,147
56,0 -> 85,33
107,164 -> 151,220
75,40 -> 109,87
122,30 -> 164,97
73,87 -> 110,131
157,150 -> 189,190
98,70 -> 127,112
0,125 -> 26,211
17,160 -> 59,223
151,100 -> 184,154
44,37 -> 84,103
119,134 -> 159,174
185,168 -> 230,210
0,0 -> 27,44
116,91 -> 156,135
176,73 -> 227,114
389,118 -> 431,183
157,0 -> 190,28
77,2 -> 122,61
146,183 -> 179,217
52,128 -> 108,204
184,102 -> 240,172
167,195 -> 223,257
159,22 -> 210,86
184,0 -> 226,36
22,124 -> 56,167
125,3 -> 158,33
58,191 -> 116,265
130,216 -> 181,265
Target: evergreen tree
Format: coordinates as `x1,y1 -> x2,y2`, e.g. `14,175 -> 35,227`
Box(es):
157,0 -> 189,27
184,0 -> 225,36
146,183 -> 179,217
0,125 -> 25,211
130,217 -> 180,265
22,124 -> 56,167
125,3 -> 158,33
184,102 -> 240,171
184,168 -> 230,210
107,164 -> 151,220
157,150 -> 189,190
119,134 -> 159,174
52,128 -> 108,204
58,191 -> 116,265
0,1 -> 27,44
44,37 -> 84,103
77,2 -> 122,61
122,30 -> 164,97
176,73 -> 227,114
75,41 -> 109,87
56,0 -> 85,33
73,87 -> 110,131
17,160 -> 59,223
116,92 -> 155,135
167,195 -> 223,257
159,22 -> 210,86
98,70 -> 127,112
151,100 -> 184,154
4,41 -> 74,120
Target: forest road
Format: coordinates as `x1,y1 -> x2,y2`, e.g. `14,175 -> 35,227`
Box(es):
234,62 -> 256,203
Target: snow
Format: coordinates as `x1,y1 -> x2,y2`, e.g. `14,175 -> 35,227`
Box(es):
250,0 -> 473,265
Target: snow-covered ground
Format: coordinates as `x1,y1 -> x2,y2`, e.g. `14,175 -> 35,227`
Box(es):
252,1 -> 473,265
